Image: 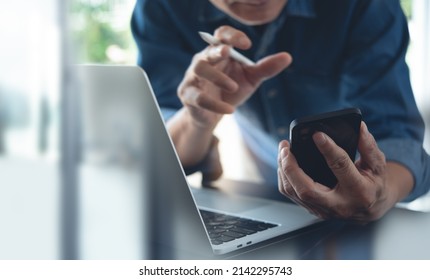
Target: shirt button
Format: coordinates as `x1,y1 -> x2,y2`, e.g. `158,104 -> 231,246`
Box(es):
267,89 -> 278,98
277,126 -> 288,136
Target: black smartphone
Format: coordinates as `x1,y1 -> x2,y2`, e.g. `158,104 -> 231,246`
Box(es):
289,108 -> 362,188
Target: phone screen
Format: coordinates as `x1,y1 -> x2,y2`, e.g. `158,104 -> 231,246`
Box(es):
289,108 -> 362,188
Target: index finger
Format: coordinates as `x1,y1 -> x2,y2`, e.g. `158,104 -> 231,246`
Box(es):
214,25 -> 252,50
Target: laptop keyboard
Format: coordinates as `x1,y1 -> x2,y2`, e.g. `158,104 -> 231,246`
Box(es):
199,209 -> 278,245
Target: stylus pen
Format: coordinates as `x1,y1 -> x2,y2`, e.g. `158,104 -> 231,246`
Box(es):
198,31 -> 255,66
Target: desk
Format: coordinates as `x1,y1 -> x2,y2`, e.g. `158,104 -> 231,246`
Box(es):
205,179 -> 430,260
2,157 -> 428,259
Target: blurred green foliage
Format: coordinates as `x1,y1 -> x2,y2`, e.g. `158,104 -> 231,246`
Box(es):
401,0 -> 412,19
70,0 -> 134,64
71,0 -> 413,64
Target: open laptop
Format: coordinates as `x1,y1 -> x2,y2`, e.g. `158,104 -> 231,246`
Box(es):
76,65 -> 320,258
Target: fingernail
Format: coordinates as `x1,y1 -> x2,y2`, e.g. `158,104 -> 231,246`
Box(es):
313,132 -> 327,145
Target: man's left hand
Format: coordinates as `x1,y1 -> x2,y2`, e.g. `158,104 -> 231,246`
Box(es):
278,122 -> 409,223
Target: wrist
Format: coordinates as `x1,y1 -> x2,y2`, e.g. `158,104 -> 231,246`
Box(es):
385,161 -> 414,203
166,108 -> 219,167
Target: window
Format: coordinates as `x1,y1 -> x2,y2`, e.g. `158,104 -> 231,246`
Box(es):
0,1 -> 61,259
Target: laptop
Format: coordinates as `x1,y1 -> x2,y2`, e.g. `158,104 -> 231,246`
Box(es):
76,65 -> 320,258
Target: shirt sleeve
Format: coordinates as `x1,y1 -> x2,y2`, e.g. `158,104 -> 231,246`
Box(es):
378,139 -> 430,202
339,0 -> 430,201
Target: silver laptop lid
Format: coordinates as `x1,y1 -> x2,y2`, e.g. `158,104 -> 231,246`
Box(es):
77,65 -> 214,259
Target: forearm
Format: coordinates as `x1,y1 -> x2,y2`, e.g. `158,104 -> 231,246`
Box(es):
166,107 -> 219,167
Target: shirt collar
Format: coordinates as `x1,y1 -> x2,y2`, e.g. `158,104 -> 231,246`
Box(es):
198,0 -> 316,23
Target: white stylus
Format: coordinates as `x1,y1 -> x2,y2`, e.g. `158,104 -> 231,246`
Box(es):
198,31 -> 255,66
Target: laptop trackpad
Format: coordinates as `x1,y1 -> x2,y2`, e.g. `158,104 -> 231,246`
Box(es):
191,187 -> 270,214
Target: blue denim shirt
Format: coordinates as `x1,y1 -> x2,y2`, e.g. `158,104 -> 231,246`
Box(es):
131,0 -> 430,201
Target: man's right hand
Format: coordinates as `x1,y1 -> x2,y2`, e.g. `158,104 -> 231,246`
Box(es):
177,25 -> 292,129
169,25 -> 291,177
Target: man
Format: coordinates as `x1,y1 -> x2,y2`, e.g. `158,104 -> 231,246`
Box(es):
131,0 -> 430,222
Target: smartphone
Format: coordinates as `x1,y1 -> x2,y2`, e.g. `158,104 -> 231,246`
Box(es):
289,108 -> 362,188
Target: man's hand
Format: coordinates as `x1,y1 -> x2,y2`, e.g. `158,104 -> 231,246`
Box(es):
278,122 -> 414,223
177,25 -> 292,129
170,25 -> 291,172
